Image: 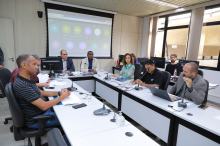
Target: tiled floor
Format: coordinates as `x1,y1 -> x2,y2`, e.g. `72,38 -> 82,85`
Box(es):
1,96 -> 219,146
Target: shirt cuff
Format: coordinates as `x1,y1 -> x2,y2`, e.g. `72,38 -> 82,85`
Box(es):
188,87 -> 193,93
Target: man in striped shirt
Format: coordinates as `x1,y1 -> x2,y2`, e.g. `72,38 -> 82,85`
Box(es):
13,54 -> 71,128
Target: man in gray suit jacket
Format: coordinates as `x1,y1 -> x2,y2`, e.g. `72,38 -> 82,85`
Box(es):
169,62 -> 207,105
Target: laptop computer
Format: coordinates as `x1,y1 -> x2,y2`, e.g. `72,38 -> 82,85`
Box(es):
148,86 -> 181,102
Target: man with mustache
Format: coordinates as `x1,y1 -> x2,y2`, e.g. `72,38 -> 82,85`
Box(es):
165,54 -> 178,75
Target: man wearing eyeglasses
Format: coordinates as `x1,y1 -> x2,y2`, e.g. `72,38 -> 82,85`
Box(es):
54,50 -> 75,74
9,54 -> 50,87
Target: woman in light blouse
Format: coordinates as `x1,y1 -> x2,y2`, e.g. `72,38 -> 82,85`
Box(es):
113,53 -> 135,79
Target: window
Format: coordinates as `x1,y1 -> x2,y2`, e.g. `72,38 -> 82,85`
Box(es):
154,12 -> 191,61
198,6 -> 220,68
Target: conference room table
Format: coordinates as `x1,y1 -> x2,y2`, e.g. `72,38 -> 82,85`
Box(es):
44,71 -> 220,146
45,78 -> 159,146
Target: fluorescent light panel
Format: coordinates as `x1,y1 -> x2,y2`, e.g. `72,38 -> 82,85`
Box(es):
146,0 -> 179,8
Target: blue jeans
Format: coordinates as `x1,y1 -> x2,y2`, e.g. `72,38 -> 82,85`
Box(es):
28,108 -> 71,146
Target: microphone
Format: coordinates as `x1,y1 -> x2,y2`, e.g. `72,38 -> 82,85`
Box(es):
134,70 -> 148,90
178,74 -> 187,108
67,81 -> 77,91
68,62 -> 73,76
74,90 -> 111,115
104,71 -> 111,81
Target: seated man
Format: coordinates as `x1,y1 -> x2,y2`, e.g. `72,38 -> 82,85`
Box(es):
54,50 -> 75,74
10,54 -> 49,87
131,59 -> 163,89
13,54 -> 71,128
169,62 -> 207,105
165,54 -> 178,76
81,51 -> 99,72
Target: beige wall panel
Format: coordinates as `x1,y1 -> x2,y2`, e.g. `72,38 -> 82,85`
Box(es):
137,34 -> 142,57
113,13 -> 122,31
100,59 -> 114,73
112,30 -> 121,62
16,0 -> 33,20
0,0 -> 16,19
138,18 -> 143,34
17,19 -> 33,55
32,21 -> 47,57
120,32 -> 138,55
72,59 -> 79,71
122,15 -> 139,33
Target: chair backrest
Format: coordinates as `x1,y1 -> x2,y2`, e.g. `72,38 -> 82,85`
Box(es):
198,70 -> 204,77
0,68 -> 11,97
161,71 -> 171,91
47,128 -> 67,146
134,64 -> 142,80
5,83 -> 25,127
202,79 -> 209,106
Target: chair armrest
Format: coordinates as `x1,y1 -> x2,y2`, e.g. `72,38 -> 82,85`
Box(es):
33,115 -> 55,135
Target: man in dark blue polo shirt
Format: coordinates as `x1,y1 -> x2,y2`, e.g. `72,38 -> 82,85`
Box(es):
131,59 -> 163,89
13,54 -> 71,128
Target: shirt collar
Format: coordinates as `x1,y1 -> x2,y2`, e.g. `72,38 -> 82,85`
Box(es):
88,58 -> 93,62
17,74 -> 35,84
62,59 -> 67,62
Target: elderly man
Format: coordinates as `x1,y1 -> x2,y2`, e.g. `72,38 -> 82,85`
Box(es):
81,51 -> 99,72
169,62 -> 207,105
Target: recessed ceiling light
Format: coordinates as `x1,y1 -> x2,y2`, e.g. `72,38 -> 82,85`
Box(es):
146,0 -> 179,8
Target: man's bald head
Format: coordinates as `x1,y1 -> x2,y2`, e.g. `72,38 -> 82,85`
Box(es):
185,62 -> 198,74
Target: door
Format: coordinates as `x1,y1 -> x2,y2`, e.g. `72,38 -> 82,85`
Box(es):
0,18 -> 16,72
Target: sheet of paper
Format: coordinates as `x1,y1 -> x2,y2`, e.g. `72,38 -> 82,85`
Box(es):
50,80 -> 67,86
37,74 -> 49,83
209,83 -> 219,87
61,93 -> 81,105
214,115 -> 220,121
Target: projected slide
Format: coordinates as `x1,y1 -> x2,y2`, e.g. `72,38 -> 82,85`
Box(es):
47,9 -> 112,57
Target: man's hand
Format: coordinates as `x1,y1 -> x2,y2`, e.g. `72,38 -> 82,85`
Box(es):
47,78 -> 51,83
130,80 -> 135,84
60,89 -> 71,100
65,70 -> 70,74
0,65 -> 3,69
139,80 -> 145,87
183,77 -> 192,88
37,83 -> 50,87
113,74 -> 120,78
89,69 -> 95,72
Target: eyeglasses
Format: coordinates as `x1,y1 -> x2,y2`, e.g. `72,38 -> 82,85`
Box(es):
62,54 -> 68,56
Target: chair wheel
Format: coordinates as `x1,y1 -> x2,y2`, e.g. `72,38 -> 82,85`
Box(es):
4,121 -> 8,124
10,126 -> 13,132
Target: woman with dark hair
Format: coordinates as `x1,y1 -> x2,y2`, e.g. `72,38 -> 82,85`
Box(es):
131,53 -> 138,64
113,53 -> 135,79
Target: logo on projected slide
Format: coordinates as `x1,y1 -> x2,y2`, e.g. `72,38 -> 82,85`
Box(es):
104,30 -> 110,36
52,41 -> 60,49
92,43 -> 98,49
66,41 -> 73,49
50,24 -> 58,32
79,42 -> 86,49
74,26 -> 81,34
94,28 -> 101,36
62,25 -> 70,33
85,28 -> 91,35
103,43 -> 108,50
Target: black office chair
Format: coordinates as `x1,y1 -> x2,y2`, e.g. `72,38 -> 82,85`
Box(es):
47,128 -> 67,146
134,64 -> 142,80
202,79 -> 209,106
0,68 -> 13,129
161,71 -> 171,91
198,70 -> 204,77
5,83 -> 56,146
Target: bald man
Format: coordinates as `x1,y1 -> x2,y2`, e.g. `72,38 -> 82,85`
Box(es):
169,62 -> 207,105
